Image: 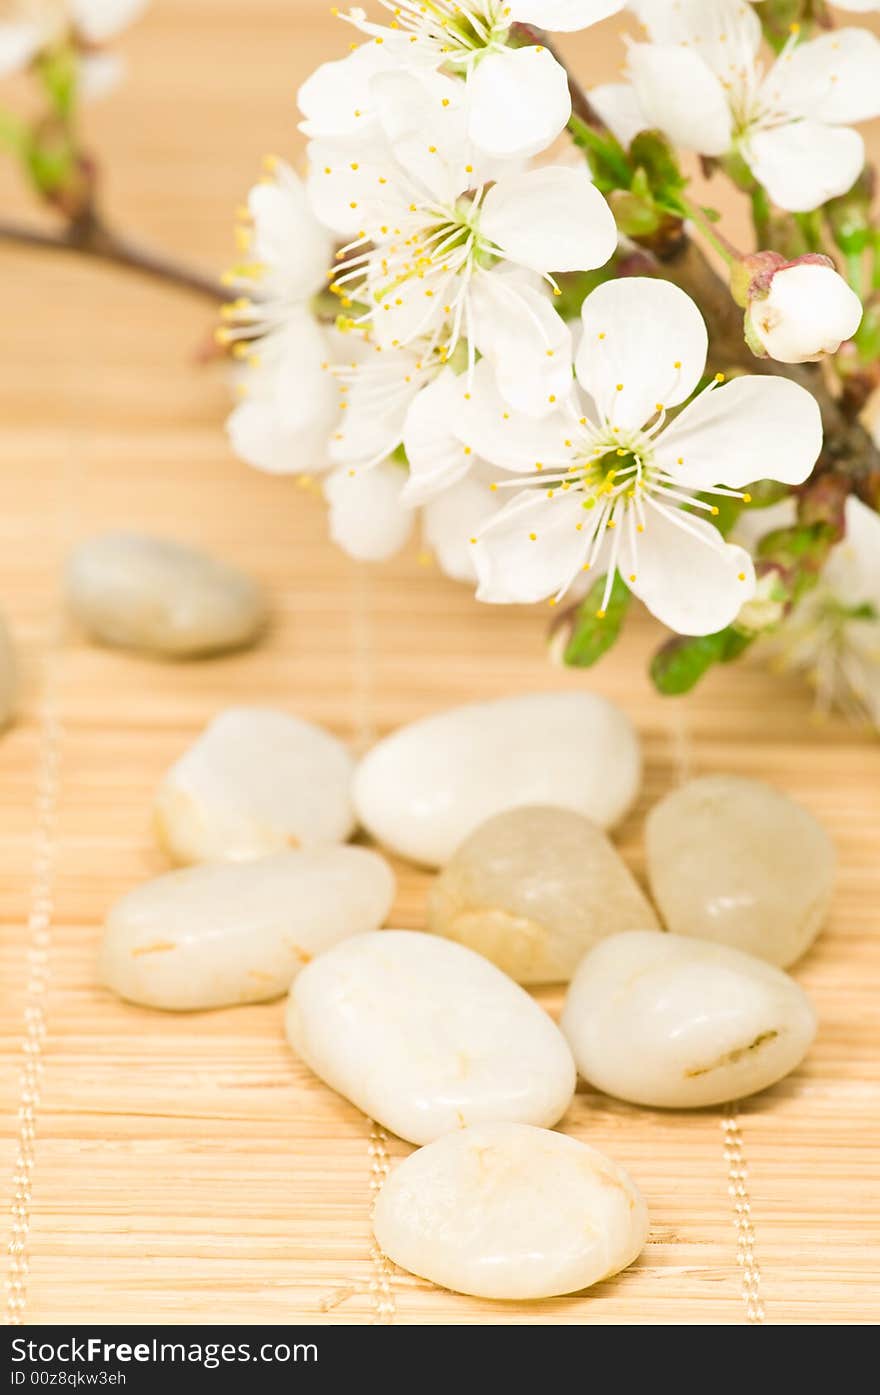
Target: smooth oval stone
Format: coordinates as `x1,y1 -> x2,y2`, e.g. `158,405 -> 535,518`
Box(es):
100,847 -> 394,1010
646,775 -> 835,967
155,707 -> 356,863
561,931 -> 817,1109
0,615 -> 16,729
66,531 -> 267,658
285,930 -> 576,1144
426,805 -> 659,984
373,1122 -> 648,1300
353,692 -> 641,867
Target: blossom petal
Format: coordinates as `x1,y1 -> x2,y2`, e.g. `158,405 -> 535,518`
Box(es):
474,491 -> 591,604
762,28 -> 880,126
633,0 -> 762,74
77,51 -> 123,100
69,0 -> 147,43
655,375 -> 823,489
627,42 -> 733,156
297,41 -> 400,139
306,139 -> 405,238
324,462 -> 414,562
402,369 -> 473,504
624,506 -> 755,635
0,22 -> 43,75
576,277 -> 708,430
422,475 -> 504,584
730,499 -> 796,553
824,496 -> 880,610
330,352 -> 424,469
270,315 -> 339,432
480,165 -> 617,274
226,399 -> 333,476
249,166 -> 333,299
452,359 -> 578,472
589,82 -> 648,147
745,120 -> 865,213
372,68 -> 488,204
467,47 -> 571,159
470,269 -> 575,417
507,0 -> 624,31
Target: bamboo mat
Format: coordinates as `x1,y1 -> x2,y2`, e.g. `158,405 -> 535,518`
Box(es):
2,1 -> 879,1327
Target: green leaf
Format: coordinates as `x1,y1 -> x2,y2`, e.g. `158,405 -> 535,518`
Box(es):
629,130 -> 685,196
650,626 -> 752,695
36,45 -> 78,120
0,107 -> 27,157
567,113 -> 632,191
562,572 -> 631,669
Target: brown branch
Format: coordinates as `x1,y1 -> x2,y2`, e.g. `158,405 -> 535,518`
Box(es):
0,211 -> 225,301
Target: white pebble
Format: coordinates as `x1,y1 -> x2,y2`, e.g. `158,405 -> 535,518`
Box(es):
66,531 -> 267,658
373,1122 -> 648,1299
100,847 -> 395,1009
155,707 -> 356,863
353,691 -> 641,867
561,931 -> 817,1108
286,931 -> 576,1144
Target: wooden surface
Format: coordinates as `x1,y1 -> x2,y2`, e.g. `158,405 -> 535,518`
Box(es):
1,1 -> 879,1326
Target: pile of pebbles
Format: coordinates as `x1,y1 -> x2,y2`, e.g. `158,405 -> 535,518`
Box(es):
100,689 -> 834,1302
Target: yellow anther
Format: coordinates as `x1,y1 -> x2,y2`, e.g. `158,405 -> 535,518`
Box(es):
673,359 -> 682,368
616,383 -> 624,391
262,153 -> 279,172
598,332 -> 606,340
596,609 -> 606,619
742,492 -> 752,503
711,506 -> 719,516
548,394 -> 556,404
715,372 -> 725,383
529,533 -> 537,541
738,571 -> 747,581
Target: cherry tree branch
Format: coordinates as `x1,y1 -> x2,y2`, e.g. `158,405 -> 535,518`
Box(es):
0,209 -> 224,301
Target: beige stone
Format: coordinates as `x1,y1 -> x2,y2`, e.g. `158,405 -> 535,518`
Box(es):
285,930 -> 576,1145
426,805 -> 659,983
66,531 -> 267,658
100,847 -> 394,1010
561,931 -> 817,1108
646,775 -> 835,967
373,1122 -> 648,1300
155,707 -> 356,863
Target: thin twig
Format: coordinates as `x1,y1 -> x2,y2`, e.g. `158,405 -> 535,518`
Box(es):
0,211 -> 224,301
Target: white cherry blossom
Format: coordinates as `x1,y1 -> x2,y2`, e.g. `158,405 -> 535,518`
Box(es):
407,277 -> 823,633
0,0 -> 147,78
738,496 -> 880,726
220,159 -> 338,476
617,0 -> 880,211
310,69 -> 616,416
300,1 -> 624,160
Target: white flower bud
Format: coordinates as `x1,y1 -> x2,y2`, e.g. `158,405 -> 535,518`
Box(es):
745,257 -> 863,365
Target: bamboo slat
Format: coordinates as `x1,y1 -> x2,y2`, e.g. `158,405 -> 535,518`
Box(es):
1,0 -> 879,1326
